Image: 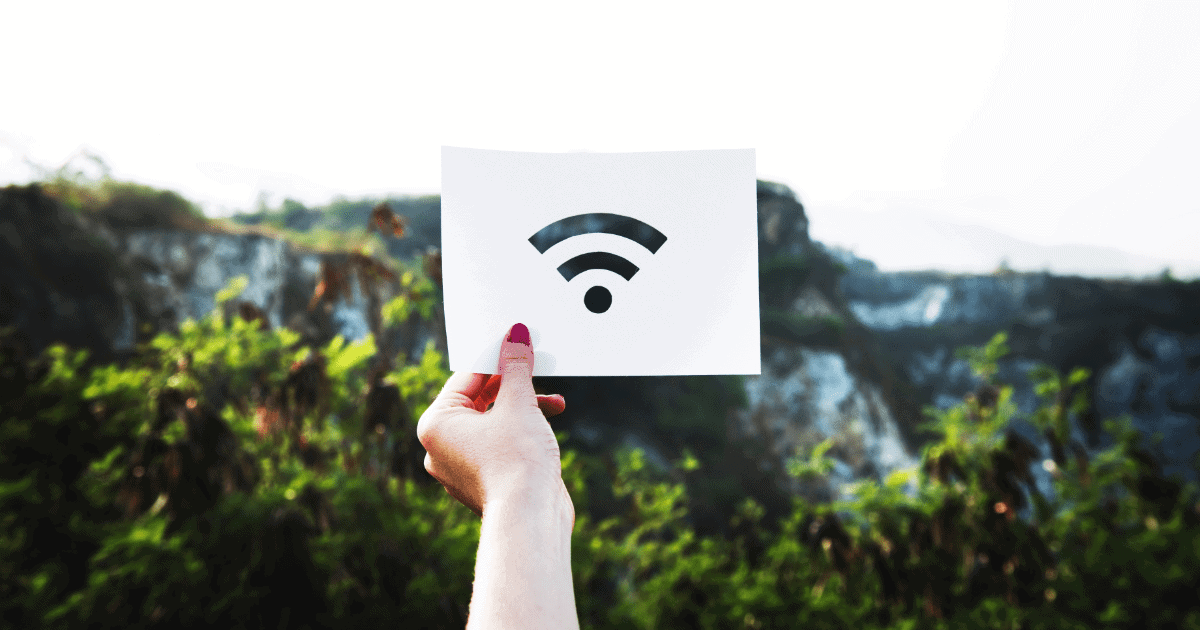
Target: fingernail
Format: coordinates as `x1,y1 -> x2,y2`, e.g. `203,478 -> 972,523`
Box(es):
506,323 -> 531,346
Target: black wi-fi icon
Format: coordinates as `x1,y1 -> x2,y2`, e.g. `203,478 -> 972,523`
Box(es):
528,213 -> 667,314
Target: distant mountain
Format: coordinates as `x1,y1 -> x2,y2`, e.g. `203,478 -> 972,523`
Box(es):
807,205 -> 1200,280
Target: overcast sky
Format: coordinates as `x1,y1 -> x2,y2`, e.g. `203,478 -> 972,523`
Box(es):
3,1 -> 1197,278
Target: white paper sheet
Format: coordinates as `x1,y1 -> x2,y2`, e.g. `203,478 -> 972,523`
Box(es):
441,147 -> 760,376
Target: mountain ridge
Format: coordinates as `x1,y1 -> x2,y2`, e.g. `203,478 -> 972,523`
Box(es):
808,204 -> 1200,280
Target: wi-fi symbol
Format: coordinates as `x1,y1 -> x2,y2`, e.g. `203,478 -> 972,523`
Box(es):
528,213 -> 668,314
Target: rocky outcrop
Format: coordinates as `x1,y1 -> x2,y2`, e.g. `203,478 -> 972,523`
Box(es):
727,183 -> 921,501
0,184 -> 441,374
841,264 -> 1200,489
741,345 -> 918,500
0,184 -> 154,367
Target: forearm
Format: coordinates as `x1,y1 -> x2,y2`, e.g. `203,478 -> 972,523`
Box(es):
467,482 -> 579,630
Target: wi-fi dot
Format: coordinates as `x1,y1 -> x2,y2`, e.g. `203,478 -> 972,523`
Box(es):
528,213 -> 668,314
583,286 -> 612,314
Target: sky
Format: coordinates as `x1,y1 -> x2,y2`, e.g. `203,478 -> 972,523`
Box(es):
3,0 -> 1198,279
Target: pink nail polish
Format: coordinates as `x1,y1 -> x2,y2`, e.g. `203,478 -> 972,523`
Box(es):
506,323 -> 531,346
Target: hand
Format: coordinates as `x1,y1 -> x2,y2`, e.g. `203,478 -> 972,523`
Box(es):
417,323 -> 569,519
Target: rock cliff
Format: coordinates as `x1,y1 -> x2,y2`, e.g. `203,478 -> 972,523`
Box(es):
841,262 -> 1200,492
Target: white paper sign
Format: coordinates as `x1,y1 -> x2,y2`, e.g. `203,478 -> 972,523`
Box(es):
441,147 -> 760,376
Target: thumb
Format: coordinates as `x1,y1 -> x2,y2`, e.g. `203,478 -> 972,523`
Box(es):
494,322 -> 538,412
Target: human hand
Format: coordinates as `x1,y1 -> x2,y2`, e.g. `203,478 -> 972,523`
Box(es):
416,323 -> 570,519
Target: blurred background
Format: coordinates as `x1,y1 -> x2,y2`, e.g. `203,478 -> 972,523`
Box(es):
3,0 -> 1198,279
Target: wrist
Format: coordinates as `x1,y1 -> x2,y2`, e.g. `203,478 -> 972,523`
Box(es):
484,478 -> 575,529
470,478 -> 579,630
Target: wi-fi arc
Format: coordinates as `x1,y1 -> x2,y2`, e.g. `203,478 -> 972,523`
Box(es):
528,213 -> 668,254
528,213 -> 668,314
555,251 -> 640,282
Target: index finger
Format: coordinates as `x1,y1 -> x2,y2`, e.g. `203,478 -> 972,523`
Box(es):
419,372 -> 489,446
430,371 -> 491,412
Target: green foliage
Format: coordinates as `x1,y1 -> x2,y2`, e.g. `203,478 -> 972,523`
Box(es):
281,198 -> 308,222
381,268 -> 439,326
43,175 -> 209,231
955,330 -> 1010,383
761,309 -> 845,347
787,438 -> 837,481
392,341 -> 450,420
654,375 -> 746,446
759,254 -> 813,285
759,254 -> 813,308
3,278 -> 1199,630
225,196 -> 400,260
323,197 -> 377,228
283,226 -> 387,256
574,332 -> 1200,629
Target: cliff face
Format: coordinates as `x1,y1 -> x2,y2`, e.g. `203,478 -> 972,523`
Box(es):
841,264 -> 1200,487
0,184 -> 442,376
0,184 -> 149,367
728,183 -> 921,501
4,181 -> 1196,534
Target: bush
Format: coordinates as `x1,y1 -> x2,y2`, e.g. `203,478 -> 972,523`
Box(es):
759,254 -> 813,307
2,272 -> 1198,629
43,178 -> 209,231
571,333 -> 1200,629
761,310 -> 845,348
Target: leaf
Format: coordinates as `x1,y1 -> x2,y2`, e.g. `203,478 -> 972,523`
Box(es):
275,326 -> 300,348
215,276 -> 249,306
886,467 -> 916,490
325,334 -> 346,357
1068,367 -> 1091,386
811,438 -> 834,460
676,448 -> 701,473
0,475 -> 38,504
381,295 -> 411,326
326,334 -> 376,380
